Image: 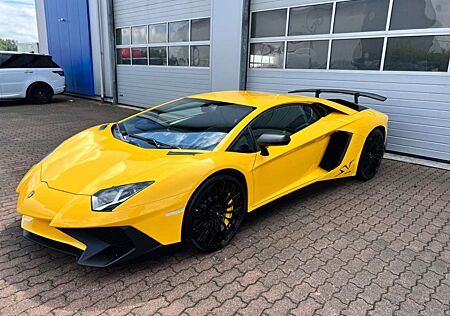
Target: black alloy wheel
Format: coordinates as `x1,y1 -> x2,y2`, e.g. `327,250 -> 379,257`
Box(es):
28,83 -> 53,104
356,129 -> 385,181
183,175 -> 246,252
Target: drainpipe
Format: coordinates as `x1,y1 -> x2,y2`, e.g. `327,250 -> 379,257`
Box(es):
97,0 -> 105,103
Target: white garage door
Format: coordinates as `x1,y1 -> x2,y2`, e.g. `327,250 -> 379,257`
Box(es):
114,0 -> 212,107
247,0 -> 450,162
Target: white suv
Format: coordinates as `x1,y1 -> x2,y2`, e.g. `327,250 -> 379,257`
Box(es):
0,52 -> 65,104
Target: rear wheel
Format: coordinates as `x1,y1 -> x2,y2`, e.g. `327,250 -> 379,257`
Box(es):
356,129 -> 385,181
27,83 -> 53,104
183,175 -> 246,252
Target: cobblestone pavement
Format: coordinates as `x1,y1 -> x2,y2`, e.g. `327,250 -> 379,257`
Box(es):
1,96 -> 449,316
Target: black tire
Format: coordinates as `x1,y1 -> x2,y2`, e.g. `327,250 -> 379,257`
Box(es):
356,128 -> 385,181
27,83 -> 53,104
183,175 -> 246,252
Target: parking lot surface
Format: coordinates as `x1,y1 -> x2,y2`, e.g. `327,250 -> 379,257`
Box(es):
0,96 -> 449,315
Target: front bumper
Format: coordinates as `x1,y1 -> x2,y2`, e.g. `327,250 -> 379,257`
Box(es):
23,220 -> 161,267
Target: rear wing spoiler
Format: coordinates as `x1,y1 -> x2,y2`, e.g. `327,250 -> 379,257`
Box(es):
288,89 -> 387,105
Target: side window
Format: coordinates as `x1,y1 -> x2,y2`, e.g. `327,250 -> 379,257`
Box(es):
228,127 -> 256,153
29,55 -> 59,68
0,54 -> 33,68
250,104 -> 320,139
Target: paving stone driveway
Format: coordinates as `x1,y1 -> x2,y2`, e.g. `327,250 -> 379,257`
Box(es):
0,96 -> 449,316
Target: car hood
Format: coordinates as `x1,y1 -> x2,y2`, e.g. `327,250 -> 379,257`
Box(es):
41,125 -> 212,195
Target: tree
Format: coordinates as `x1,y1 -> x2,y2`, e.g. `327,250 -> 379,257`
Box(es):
0,39 -> 18,51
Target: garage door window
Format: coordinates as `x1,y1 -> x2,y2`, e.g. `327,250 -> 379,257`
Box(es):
390,0 -> 450,30
191,18 -> 210,41
384,35 -> 450,72
116,28 -> 131,45
249,0 -> 450,73
116,48 -> 131,64
286,40 -> 329,69
116,17 -> 210,67
288,4 -> 333,36
149,23 -> 167,43
132,26 -> 147,44
333,0 -> 390,33
131,48 -> 148,65
149,47 -> 167,66
330,38 -> 384,70
191,45 -> 209,67
169,21 -> 189,42
249,42 -> 284,68
168,46 -> 189,66
251,9 -> 287,38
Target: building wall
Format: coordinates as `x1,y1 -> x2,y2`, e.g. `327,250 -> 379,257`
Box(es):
88,0 -> 115,99
247,0 -> 450,161
35,0 -> 48,54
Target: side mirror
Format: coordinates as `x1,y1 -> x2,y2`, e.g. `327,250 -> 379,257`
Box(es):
256,133 -> 291,156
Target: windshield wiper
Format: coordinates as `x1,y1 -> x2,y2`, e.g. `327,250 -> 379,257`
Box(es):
116,123 -> 179,149
127,134 -> 180,149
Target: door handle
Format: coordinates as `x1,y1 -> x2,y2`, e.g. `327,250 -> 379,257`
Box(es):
25,70 -> 33,74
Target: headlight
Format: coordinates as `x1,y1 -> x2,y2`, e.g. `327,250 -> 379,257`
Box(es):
91,181 -> 154,211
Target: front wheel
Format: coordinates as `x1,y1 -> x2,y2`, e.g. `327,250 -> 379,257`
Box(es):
183,175 -> 246,252
356,129 -> 385,181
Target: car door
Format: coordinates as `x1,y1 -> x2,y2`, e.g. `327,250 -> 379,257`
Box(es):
249,103 -> 347,208
0,53 -> 34,98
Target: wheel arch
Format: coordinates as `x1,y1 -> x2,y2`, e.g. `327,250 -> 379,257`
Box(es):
181,168 -> 249,244
374,125 -> 387,142
26,81 -> 55,97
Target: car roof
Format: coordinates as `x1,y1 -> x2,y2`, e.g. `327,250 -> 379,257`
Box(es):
0,51 -> 46,56
190,90 -> 358,115
190,90 -> 316,109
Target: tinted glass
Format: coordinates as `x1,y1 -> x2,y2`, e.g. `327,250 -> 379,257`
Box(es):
334,0 -> 390,33
330,38 -> 384,70
29,55 -> 59,68
228,128 -> 256,153
149,47 -> 167,65
132,26 -> 147,44
116,28 -> 131,45
191,18 -> 210,41
0,54 -> 59,68
0,54 -> 32,68
286,40 -> 328,69
191,45 -> 210,67
289,4 -> 333,36
249,42 -> 284,68
250,104 -> 320,139
169,20 -> 189,42
0,54 -> 9,66
120,98 -> 254,150
251,9 -> 287,38
390,0 -> 450,30
131,47 -> 148,65
149,23 -> 167,43
384,35 -> 450,72
168,46 -> 189,66
117,48 -> 131,64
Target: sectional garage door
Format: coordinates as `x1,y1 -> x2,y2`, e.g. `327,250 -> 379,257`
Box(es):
247,0 -> 450,162
113,0 -> 212,107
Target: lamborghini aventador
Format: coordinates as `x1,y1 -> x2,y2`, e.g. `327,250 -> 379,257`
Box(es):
17,89 -> 388,267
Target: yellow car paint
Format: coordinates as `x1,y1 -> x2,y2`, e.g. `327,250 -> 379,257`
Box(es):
16,90 -> 388,261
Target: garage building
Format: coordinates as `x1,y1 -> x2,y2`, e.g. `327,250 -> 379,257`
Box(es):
35,0 -> 450,162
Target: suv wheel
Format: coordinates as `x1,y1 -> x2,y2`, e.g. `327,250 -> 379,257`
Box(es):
27,83 -> 54,104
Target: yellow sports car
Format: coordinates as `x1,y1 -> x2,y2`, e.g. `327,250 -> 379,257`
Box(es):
17,89 -> 388,267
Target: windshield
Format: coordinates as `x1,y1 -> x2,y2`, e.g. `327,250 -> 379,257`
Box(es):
116,98 -> 255,150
